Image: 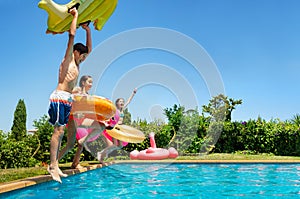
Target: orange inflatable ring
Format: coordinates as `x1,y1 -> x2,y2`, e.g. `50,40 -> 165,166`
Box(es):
106,124 -> 145,143
71,95 -> 116,122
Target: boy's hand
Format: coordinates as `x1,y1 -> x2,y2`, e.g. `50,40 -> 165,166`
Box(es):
81,22 -> 90,31
69,7 -> 78,17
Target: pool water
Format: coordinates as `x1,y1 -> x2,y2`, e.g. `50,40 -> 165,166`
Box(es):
2,163 -> 300,198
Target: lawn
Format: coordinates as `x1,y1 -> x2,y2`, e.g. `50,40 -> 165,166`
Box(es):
1,153 -> 300,184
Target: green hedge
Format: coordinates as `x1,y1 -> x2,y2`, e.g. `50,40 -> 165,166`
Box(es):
214,119 -> 300,156
2,107 -> 300,169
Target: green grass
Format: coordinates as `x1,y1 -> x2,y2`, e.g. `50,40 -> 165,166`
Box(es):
1,153 -> 300,184
0,161 -> 96,184
0,167 -> 48,184
176,153 -> 300,160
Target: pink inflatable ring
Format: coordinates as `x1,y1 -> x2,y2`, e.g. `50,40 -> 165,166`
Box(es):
130,132 -> 178,160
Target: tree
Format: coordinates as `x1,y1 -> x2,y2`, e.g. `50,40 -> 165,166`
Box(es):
32,115 -> 53,163
202,94 -> 242,122
10,99 -> 27,141
291,114 -> 300,126
164,104 -> 184,132
123,108 -> 132,125
0,130 -> 6,147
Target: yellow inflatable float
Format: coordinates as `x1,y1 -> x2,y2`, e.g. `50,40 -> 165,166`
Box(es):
38,0 -> 118,34
106,125 -> 146,143
71,95 -> 116,122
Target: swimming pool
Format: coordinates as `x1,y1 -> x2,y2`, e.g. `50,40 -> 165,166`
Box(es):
2,163 -> 300,198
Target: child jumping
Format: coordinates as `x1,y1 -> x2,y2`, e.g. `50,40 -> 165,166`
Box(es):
47,8 -> 96,183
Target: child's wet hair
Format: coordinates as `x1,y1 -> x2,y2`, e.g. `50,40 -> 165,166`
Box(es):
73,43 -> 88,54
115,98 -> 124,105
79,75 -> 92,88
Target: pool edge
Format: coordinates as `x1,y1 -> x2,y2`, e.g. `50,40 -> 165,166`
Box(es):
114,159 -> 300,164
0,162 -> 114,194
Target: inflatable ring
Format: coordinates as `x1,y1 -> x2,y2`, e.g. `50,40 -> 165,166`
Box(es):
129,132 -> 178,160
38,0 -> 118,34
71,95 -> 116,122
130,147 -> 178,160
136,148 -> 170,160
106,124 -> 145,143
76,127 -> 99,142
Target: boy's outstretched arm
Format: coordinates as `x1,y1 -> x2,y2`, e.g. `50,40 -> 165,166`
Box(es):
64,8 -> 78,60
81,23 -> 92,54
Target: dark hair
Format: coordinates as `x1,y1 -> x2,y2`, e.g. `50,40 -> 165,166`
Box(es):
73,43 -> 88,55
79,75 -> 92,88
115,98 -> 124,105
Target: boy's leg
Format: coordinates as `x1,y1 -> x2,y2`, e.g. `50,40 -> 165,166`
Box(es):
48,126 -> 65,183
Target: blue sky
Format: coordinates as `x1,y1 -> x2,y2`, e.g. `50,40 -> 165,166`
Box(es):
0,0 -> 300,132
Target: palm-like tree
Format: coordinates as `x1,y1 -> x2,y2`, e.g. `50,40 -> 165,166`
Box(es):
291,114 -> 300,126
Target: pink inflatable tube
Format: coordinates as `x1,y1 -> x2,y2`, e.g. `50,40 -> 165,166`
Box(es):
76,110 -> 121,143
76,128 -> 98,142
130,132 -> 178,160
136,148 -> 170,160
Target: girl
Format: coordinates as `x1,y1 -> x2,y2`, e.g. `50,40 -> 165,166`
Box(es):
115,88 -> 137,125
71,75 -> 93,169
97,88 -> 137,163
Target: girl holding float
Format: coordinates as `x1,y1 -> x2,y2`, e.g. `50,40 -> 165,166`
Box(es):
97,88 -> 138,163
70,78 -> 141,165
69,75 -> 121,167
70,75 -> 93,169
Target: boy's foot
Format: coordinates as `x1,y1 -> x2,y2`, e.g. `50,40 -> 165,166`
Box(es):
47,166 -> 62,183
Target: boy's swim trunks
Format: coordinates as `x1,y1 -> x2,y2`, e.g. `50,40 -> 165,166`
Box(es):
48,90 -> 73,126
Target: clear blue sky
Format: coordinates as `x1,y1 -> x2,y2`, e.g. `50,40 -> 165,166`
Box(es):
0,0 -> 300,133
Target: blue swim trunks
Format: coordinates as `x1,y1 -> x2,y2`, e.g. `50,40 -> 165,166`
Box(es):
48,90 -> 73,126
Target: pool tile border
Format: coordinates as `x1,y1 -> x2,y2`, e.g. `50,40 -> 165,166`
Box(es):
116,159 -> 300,164
2,159 -> 300,194
0,162 -> 114,194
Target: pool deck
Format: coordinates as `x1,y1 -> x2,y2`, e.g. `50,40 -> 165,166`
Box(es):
2,159 -> 300,194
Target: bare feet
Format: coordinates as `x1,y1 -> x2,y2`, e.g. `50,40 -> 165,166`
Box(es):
97,151 -> 107,164
71,164 -> 84,169
58,167 -> 68,177
47,166 -> 62,183
76,164 -> 84,169
97,152 -> 103,163
78,136 -> 87,146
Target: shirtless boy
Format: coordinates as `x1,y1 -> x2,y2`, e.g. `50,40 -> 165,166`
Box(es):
47,8 -> 93,183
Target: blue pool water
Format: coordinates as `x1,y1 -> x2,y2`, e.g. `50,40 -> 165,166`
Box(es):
2,163 -> 300,198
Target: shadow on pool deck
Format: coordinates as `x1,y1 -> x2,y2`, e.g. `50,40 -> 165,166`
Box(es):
2,159 -> 300,194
